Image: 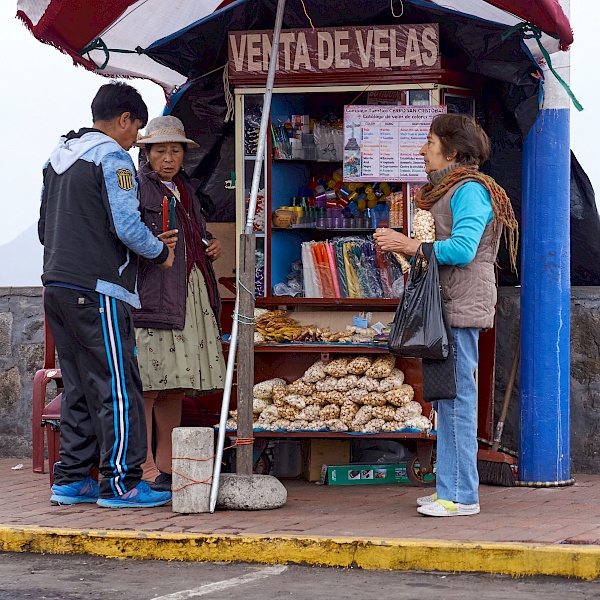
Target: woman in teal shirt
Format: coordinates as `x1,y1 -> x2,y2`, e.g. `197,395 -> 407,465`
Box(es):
375,114 -> 518,517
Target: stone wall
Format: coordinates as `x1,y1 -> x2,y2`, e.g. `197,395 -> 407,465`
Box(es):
0,288 -> 44,457
1,286 -> 600,473
495,287 -> 600,474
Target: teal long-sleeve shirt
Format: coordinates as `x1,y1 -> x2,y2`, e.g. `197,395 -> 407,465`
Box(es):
433,182 -> 493,267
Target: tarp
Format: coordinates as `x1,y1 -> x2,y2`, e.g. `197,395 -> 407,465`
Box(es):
17,0 -> 572,92
570,153 -> 600,285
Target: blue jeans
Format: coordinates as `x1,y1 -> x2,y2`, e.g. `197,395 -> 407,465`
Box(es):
433,327 -> 480,505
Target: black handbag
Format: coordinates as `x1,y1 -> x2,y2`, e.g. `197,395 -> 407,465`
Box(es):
388,243 -> 449,360
421,315 -> 458,402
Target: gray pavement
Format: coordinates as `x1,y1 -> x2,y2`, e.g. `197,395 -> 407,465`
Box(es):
1,553 -> 600,600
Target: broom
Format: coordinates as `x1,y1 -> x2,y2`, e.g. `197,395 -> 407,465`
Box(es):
477,336 -> 520,486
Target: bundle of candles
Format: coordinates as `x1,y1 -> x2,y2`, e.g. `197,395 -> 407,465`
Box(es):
162,196 -> 176,231
300,237 -> 403,299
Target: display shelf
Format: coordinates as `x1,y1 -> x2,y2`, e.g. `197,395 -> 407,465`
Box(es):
272,226 -> 403,232
236,86 -> 434,450
256,297 -> 400,308
229,430 -> 435,440
253,343 -> 390,353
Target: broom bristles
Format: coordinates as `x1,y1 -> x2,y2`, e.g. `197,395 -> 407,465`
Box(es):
478,459 -> 516,486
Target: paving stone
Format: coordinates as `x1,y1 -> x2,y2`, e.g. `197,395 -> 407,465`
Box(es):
4,459 -> 600,547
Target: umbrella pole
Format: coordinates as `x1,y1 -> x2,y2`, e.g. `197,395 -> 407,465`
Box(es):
209,0 -> 287,513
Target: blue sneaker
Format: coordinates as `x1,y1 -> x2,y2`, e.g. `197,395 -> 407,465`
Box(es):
50,477 -> 99,505
96,481 -> 172,508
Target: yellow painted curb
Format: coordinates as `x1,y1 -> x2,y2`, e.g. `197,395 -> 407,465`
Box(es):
1,526 -> 600,579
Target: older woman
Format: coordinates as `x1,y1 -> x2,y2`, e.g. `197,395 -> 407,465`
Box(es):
374,114 -> 517,517
133,116 -> 225,491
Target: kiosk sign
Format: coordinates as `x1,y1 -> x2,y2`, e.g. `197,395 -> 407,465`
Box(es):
228,24 -> 440,80
343,105 -> 447,182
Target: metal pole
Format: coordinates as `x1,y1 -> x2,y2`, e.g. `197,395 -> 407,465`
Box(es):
520,0 -> 571,484
210,0 -> 287,513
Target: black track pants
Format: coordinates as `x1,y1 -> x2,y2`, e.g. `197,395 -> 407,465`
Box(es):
44,287 -> 147,498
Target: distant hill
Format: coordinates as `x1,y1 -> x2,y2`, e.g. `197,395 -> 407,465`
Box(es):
0,224 -> 43,287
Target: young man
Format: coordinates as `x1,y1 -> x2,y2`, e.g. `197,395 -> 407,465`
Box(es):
39,82 -> 177,508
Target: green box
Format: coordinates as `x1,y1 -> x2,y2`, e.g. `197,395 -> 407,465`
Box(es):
320,463 -> 411,485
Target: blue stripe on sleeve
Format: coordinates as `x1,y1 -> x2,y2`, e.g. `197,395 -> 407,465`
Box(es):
433,182 -> 493,267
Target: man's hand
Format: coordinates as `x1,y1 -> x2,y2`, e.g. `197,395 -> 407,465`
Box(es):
158,229 -> 178,270
159,245 -> 175,269
205,238 -> 221,261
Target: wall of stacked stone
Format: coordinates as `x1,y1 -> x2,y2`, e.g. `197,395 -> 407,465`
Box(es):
1,286 -> 599,473
0,288 -> 44,457
495,287 -> 600,474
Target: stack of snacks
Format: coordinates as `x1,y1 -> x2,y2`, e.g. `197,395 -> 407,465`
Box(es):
226,355 -> 431,434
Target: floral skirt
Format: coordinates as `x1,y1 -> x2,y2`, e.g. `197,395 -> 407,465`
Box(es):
135,265 -> 225,393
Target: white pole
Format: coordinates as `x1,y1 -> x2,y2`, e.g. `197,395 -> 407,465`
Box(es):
209,0 -> 287,513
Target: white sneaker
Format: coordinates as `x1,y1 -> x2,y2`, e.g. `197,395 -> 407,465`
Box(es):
417,499 -> 480,517
416,492 -> 437,506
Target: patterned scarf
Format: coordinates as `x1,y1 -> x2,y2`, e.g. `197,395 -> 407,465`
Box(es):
416,165 -> 519,272
170,176 -> 219,317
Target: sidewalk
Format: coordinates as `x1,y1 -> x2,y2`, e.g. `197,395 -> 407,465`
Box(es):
2,459 -> 600,579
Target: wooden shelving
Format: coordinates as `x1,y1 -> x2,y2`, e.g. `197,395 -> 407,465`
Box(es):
235,430 -> 435,440
256,297 -> 399,309
254,343 -> 390,354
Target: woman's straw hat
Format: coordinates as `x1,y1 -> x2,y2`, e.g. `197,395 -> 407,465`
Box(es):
135,115 -> 199,148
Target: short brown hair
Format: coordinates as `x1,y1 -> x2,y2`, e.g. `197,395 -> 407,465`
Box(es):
430,114 -> 490,166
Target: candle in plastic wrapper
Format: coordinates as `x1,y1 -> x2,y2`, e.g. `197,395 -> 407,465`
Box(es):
315,193 -> 327,208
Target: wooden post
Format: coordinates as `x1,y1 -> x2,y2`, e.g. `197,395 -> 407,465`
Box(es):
236,232 -> 256,475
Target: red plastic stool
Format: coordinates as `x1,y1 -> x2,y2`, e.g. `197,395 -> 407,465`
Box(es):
40,394 -> 62,485
32,297 -> 65,475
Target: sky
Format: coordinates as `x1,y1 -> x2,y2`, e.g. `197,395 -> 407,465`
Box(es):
0,1 -> 598,284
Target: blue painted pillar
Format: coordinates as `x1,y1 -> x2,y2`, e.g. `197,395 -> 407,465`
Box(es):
520,9 -> 571,483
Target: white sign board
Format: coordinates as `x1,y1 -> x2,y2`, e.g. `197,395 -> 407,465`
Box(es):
343,105 -> 446,182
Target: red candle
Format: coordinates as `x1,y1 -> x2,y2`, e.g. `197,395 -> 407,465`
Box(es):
162,196 -> 169,232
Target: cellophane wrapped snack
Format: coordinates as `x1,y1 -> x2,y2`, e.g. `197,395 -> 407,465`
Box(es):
253,377 -> 287,399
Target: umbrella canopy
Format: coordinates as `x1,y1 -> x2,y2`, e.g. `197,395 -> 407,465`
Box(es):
17,0 -> 572,93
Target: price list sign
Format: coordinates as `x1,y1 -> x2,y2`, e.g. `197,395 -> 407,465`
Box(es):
343,105 -> 446,182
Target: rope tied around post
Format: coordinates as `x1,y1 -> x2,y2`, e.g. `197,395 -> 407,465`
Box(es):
171,437 -> 255,492
232,278 -> 256,326
502,22 -> 583,112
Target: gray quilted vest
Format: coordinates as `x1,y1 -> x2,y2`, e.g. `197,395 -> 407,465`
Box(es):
429,179 -> 501,330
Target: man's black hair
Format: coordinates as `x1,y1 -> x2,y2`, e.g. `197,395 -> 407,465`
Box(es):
91,82 -> 148,127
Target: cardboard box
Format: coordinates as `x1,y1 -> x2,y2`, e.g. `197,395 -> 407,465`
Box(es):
319,463 -> 434,485
301,439 -> 351,482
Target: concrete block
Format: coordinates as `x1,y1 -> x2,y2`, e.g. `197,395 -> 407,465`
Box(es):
216,474 -> 287,510
171,427 -> 214,514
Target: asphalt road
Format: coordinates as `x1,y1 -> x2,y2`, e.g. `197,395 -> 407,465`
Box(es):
0,553 -> 599,600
